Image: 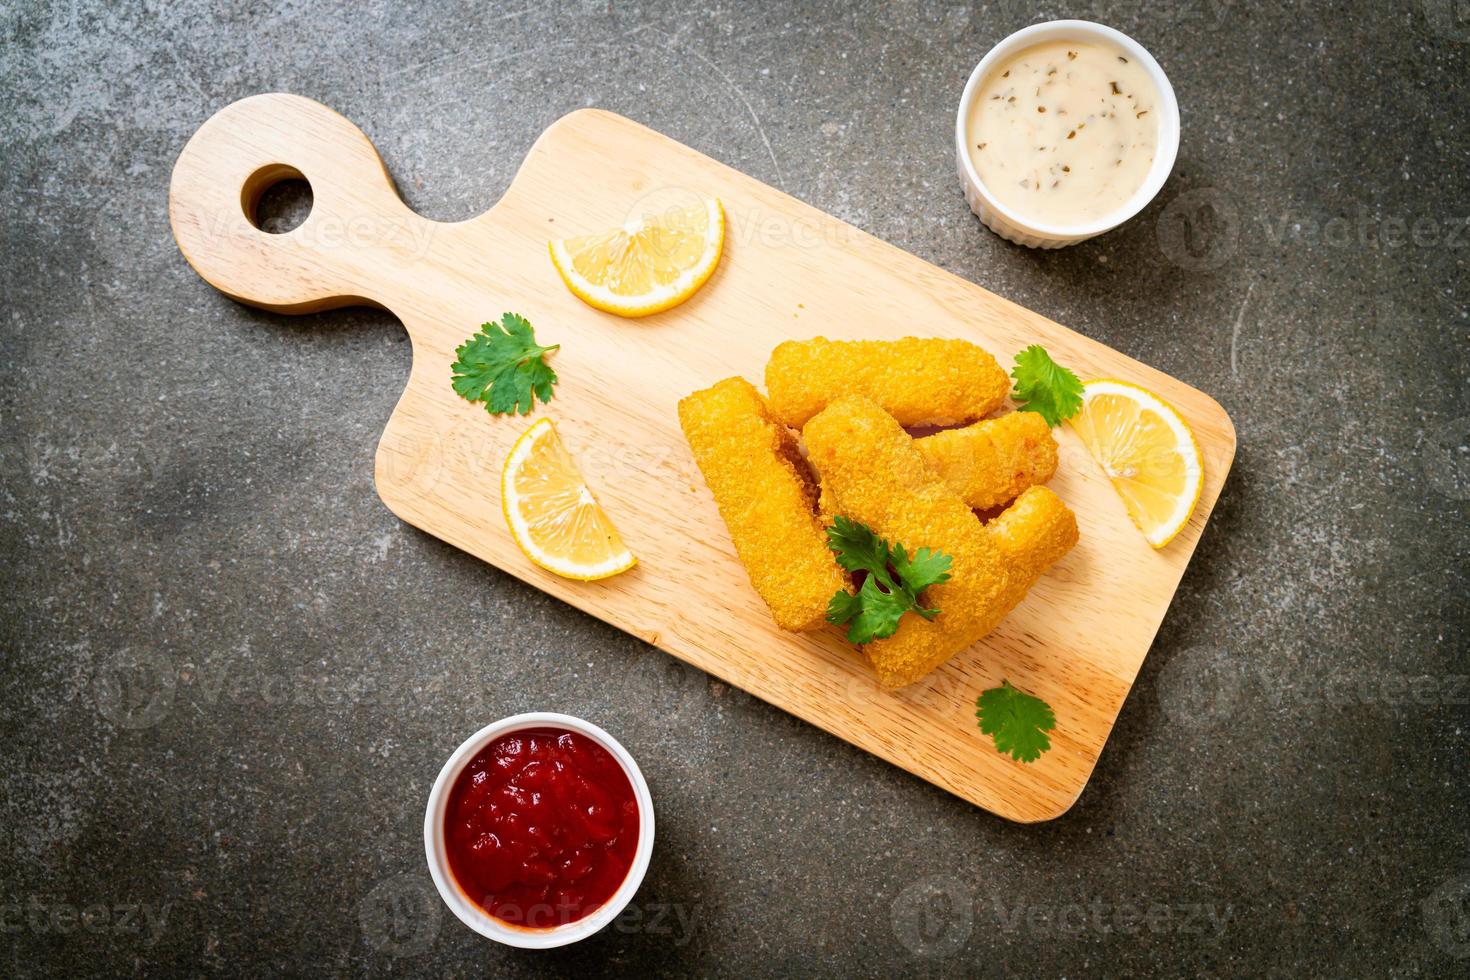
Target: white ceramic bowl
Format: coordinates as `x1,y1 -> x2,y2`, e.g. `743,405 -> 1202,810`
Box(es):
955,20 -> 1180,248
423,712 -> 655,949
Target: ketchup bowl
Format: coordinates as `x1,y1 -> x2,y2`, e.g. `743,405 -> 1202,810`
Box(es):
424,712 -> 655,948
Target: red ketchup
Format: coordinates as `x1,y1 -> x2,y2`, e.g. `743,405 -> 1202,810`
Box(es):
444,727 -> 639,928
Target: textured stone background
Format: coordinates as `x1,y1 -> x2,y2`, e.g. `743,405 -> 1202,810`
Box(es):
3,1 -> 1467,976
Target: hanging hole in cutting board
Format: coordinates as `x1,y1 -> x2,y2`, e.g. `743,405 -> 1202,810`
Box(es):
241,164 -> 313,234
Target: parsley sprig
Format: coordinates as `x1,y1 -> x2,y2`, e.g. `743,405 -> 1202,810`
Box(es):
976,680 -> 1056,763
824,516 -> 952,645
450,313 -> 559,416
1010,345 -> 1083,426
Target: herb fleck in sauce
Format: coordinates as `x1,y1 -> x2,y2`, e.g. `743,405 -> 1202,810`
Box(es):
966,40 -> 1160,225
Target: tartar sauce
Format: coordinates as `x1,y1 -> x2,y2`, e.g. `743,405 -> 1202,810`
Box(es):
966,40 -> 1160,226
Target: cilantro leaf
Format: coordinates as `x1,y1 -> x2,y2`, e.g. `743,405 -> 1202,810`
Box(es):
825,515 -> 892,577
1010,344 -> 1083,426
827,577 -> 911,645
976,680 -> 1056,763
824,516 -> 953,644
825,589 -> 867,627
450,313 -> 559,416
890,543 -> 952,599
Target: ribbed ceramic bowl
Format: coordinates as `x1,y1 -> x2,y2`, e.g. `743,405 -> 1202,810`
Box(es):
424,712 -> 654,949
956,20 -> 1180,248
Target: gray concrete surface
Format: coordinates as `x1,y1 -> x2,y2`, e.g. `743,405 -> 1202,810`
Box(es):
3,1 -> 1467,976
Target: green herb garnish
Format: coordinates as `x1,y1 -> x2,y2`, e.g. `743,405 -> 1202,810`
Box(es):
1010,344 -> 1083,426
824,515 -> 952,645
976,680 -> 1056,763
450,312 -> 559,416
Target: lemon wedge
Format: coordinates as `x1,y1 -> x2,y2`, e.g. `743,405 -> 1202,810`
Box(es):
549,197 -> 724,317
1068,379 -> 1204,549
501,418 -> 636,580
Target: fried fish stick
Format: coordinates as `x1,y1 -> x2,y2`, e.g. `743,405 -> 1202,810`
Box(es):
813,412 -> 1057,517
865,482 -> 1075,688
803,396 -> 1077,688
915,412 -> 1058,511
765,337 -> 1010,429
987,484 -> 1079,589
678,377 -> 847,632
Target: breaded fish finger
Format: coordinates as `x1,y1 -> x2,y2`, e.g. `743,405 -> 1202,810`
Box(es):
803,396 -> 1077,688
813,412 -> 1057,518
915,411 -> 1059,511
678,377 -> 847,632
765,337 -> 1010,429
868,479 -> 1076,688
988,484 -> 1079,588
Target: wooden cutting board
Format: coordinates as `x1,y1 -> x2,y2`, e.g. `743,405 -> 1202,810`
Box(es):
170,93 -> 1235,822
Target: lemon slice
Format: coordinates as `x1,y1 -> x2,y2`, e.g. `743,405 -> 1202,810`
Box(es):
1068,379 -> 1204,548
501,418 -> 636,580
549,197 -> 724,317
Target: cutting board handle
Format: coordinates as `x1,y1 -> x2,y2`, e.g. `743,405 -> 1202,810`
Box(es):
169,93 -> 433,314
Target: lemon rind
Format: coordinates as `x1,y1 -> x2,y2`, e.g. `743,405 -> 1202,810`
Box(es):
501,418 -> 637,581
1074,378 -> 1204,549
549,199 -> 725,318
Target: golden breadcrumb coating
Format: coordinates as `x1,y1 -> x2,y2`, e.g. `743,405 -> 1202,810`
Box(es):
987,484 -> 1079,585
915,411 -> 1059,511
803,396 -> 1077,688
765,337 -> 1010,429
678,377 -> 847,632
815,412 -> 1056,516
